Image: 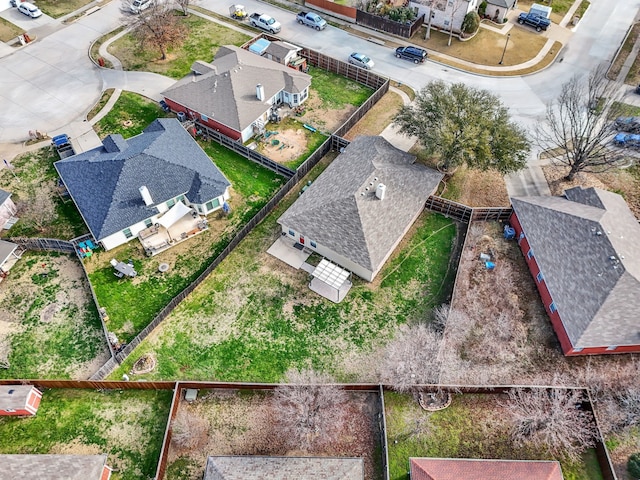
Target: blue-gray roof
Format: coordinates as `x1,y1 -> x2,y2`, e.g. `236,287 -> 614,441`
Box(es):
55,119 -> 230,241
512,187 -> 640,349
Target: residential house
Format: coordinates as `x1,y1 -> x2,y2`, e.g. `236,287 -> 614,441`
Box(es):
248,38 -> 301,67
0,239 -> 21,280
510,186 -> 640,355
410,458 -> 563,479
0,385 -> 42,416
203,455 -> 364,479
0,188 -> 18,230
484,0 -> 517,22
1,454 -> 112,479
162,45 -> 312,142
277,136 -> 443,282
411,0 -> 479,36
55,118 -> 231,252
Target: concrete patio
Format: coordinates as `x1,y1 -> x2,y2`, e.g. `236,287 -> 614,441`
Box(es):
139,213 -> 208,256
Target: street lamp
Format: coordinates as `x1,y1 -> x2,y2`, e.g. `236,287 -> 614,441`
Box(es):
499,33 -> 511,65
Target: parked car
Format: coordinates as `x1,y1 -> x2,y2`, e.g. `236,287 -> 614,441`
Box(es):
395,46 -> 427,64
17,2 -> 42,18
9,0 -> 17,7
614,132 -> 640,148
249,13 -> 281,33
615,116 -> 640,134
348,52 -> 374,70
517,12 -> 550,32
130,0 -> 152,14
297,11 -> 326,30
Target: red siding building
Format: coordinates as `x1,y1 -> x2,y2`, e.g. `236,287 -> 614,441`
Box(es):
510,187 -> 640,355
0,385 -> 42,416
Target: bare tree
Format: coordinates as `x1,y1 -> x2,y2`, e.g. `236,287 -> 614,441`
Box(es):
174,0 -> 194,16
272,368 -> 348,451
447,0 -> 466,46
124,1 -> 188,60
379,322 -> 442,393
21,187 -> 57,231
535,64 -> 624,181
502,388 -> 598,462
171,408 -> 208,450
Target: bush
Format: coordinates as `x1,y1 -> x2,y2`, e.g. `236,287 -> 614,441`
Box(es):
462,11 -> 480,34
629,453 -> 640,479
478,0 -> 487,16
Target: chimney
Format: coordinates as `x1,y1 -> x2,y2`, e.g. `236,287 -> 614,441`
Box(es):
375,183 -> 386,200
256,84 -> 265,101
139,186 -> 153,206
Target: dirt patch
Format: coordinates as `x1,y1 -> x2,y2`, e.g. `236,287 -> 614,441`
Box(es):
296,94 -> 356,133
256,128 -> 308,164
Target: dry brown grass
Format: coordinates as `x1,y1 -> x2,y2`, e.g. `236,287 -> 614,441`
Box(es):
445,165 -> 511,207
343,91 -> 404,140
609,23 -> 640,81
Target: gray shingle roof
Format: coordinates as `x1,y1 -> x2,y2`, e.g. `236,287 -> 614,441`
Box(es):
0,385 -> 35,410
265,41 -> 300,62
203,456 -> 364,480
55,118 -> 230,241
162,45 -> 311,132
277,136 -> 443,276
512,187 -> 640,349
0,454 -> 109,479
0,188 -> 10,205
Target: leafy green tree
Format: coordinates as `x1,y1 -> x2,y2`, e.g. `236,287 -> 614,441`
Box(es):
462,11 -> 480,34
629,453 -> 640,479
394,81 -> 529,174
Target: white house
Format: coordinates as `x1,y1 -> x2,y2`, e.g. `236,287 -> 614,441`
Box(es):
55,119 -> 231,251
277,136 -> 443,282
411,0 -> 479,36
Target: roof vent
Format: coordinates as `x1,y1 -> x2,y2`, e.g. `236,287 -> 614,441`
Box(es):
375,183 -> 386,200
256,84 -> 265,101
360,192 -> 365,196
8,389 -> 15,395
139,186 -> 154,206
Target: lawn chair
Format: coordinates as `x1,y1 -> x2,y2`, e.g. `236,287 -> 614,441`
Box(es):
78,241 -> 87,249
110,259 -> 118,267
86,239 -> 96,250
114,271 -> 125,279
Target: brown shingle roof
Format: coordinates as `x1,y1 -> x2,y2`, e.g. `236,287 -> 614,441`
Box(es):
410,458 -> 564,480
1,454 -> 110,479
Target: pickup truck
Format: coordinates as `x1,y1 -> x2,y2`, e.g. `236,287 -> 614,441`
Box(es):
517,12 -> 550,32
249,13 -> 281,33
297,11 -> 326,30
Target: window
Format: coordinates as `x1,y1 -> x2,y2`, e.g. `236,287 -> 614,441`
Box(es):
549,302 -> 557,313
123,228 -> 133,239
606,345 -> 617,351
519,232 -> 525,240
444,19 -> 450,26
167,198 -> 176,208
144,219 -> 153,228
289,229 -> 295,237
293,94 -> 299,104
177,195 -> 185,203
201,114 -> 208,122
536,271 -> 544,282
310,240 -> 317,248
527,249 -> 534,259
205,198 -> 220,211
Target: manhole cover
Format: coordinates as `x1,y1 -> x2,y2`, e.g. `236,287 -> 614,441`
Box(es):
158,263 -> 170,273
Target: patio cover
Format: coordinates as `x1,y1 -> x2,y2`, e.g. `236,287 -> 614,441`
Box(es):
310,259 -> 352,303
157,201 -> 192,229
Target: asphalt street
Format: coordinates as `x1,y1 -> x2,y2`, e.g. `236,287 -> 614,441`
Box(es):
0,0 -> 636,196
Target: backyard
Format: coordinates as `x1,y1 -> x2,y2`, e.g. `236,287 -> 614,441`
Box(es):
0,388 -> 172,480
385,391 -> 603,480
0,251 -> 109,379
108,152 -> 457,382
93,91 -> 168,139
165,388 -> 384,479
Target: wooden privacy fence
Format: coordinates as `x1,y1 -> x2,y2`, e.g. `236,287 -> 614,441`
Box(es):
305,0 -> 357,21
356,11 -> 425,38
425,196 -> 513,223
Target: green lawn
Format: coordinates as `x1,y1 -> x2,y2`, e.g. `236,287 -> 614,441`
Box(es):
0,388 -> 172,480
308,66 -> 374,110
0,17 -> 22,43
385,392 -> 604,480
93,91 -> 167,139
35,0 -> 94,18
107,14 -> 250,79
88,143 -> 284,344
109,157 -> 456,382
0,147 -> 87,240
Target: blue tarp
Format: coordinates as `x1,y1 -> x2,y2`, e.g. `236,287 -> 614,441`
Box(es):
249,38 -> 270,56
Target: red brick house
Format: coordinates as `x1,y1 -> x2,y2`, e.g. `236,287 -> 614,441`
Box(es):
510,186 -> 640,355
162,45 -> 311,143
2,454 -> 112,479
410,458 -> 564,479
0,385 -> 42,416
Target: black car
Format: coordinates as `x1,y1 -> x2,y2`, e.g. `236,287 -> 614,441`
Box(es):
395,46 -> 427,64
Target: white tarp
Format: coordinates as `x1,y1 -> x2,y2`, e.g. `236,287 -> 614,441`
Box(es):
157,201 -> 192,229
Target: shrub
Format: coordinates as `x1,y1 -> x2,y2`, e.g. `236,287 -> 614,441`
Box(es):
462,11 -> 480,34
478,0 -> 487,16
629,453 -> 640,479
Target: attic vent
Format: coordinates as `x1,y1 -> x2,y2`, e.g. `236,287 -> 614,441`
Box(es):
375,183 -> 386,200
139,186 -> 154,206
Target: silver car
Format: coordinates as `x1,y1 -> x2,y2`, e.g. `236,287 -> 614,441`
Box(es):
17,2 -> 42,18
348,52 -> 375,70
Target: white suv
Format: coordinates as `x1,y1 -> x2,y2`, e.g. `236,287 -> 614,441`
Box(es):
130,0 -> 152,14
